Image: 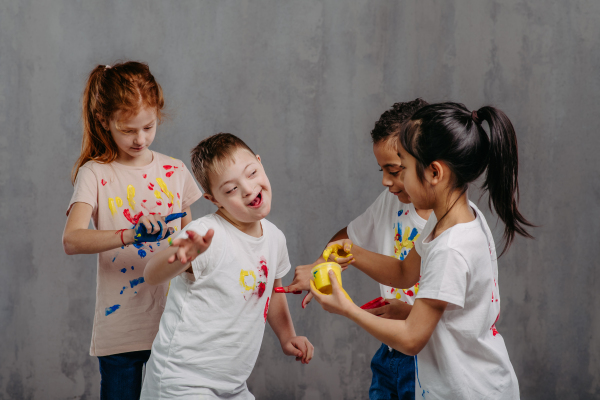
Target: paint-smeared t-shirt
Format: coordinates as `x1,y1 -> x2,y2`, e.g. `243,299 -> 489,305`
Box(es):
347,189 -> 427,304
413,201 -> 519,399
67,152 -> 202,357
140,214 -> 291,400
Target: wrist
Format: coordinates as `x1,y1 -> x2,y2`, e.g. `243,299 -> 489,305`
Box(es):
124,229 -> 136,245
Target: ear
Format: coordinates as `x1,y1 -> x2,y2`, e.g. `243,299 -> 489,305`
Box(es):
256,154 -> 261,163
203,193 -> 222,208
428,161 -> 445,186
96,113 -> 109,131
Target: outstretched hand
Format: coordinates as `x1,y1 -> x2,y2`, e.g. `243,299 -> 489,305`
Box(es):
309,270 -> 357,317
168,229 -> 214,264
281,336 -> 314,364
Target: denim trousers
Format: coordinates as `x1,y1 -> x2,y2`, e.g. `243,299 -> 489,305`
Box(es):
369,343 -> 415,400
98,350 -> 151,400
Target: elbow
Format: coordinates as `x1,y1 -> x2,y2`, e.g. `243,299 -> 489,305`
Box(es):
143,266 -> 158,286
62,234 -> 77,256
394,336 -> 425,357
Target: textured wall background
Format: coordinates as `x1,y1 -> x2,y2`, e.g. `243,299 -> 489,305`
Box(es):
1,1 -> 599,399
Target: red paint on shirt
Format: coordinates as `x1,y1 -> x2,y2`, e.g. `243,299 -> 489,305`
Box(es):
143,174 -> 147,179
166,171 -> 174,178
163,165 -> 172,170
101,179 -> 107,186
258,282 -> 266,298
148,183 -> 154,190
406,290 -> 414,296
261,264 -> 268,278
157,201 -> 162,206
123,209 -> 144,225
264,297 -> 270,322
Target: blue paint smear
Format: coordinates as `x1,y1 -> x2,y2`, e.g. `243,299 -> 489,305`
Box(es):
130,277 -> 145,288
398,209 -> 404,216
121,246 -> 125,249
138,249 -> 147,258
105,304 -> 120,316
149,245 -> 153,250
134,291 -> 137,294
120,290 -> 124,294
112,257 -> 116,262
131,266 -> 134,270
121,268 -> 126,273
408,227 -> 419,241
133,243 -> 144,249
156,241 -> 160,246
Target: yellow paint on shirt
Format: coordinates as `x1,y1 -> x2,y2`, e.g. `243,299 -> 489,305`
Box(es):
156,178 -> 174,204
127,185 -> 136,210
154,190 -> 162,199
115,197 -> 123,207
239,270 -> 256,291
108,198 -> 116,216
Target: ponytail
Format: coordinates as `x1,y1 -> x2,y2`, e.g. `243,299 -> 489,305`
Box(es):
399,102 -> 533,256
71,62 -> 165,184
477,107 -> 534,254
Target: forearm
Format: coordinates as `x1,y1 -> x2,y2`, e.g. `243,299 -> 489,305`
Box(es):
267,279 -> 296,343
346,304 -> 420,355
63,228 -> 136,255
351,246 -> 418,289
144,247 -> 191,285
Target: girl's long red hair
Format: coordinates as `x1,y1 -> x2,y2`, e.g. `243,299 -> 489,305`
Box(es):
71,61 -> 164,184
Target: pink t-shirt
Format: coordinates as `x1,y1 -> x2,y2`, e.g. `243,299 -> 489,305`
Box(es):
67,151 -> 203,356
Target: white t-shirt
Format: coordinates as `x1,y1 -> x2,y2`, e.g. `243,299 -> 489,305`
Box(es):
140,214 -> 291,400
347,189 -> 427,304
413,201 -> 519,400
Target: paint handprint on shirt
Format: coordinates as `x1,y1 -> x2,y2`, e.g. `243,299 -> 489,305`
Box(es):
239,257 -> 269,301
387,219 -> 421,301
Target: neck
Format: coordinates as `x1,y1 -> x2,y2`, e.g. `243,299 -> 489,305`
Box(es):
415,207 -> 433,220
431,190 -> 475,238
116,149 -> 153,167
216,209 -> 263,238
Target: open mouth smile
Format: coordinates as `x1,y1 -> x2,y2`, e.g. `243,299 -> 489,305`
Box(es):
248,192 -> 263,208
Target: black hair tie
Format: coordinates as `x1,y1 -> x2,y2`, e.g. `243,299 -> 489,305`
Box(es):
471,110 -> 480,124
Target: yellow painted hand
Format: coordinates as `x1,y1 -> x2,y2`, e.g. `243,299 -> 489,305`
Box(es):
322,243 -> 353,263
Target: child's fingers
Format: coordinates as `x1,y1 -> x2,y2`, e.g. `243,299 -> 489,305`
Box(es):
335,255 -> 354,265
307,341 -> 314,362
301,292 -> 313,308
308,281 -> 325,304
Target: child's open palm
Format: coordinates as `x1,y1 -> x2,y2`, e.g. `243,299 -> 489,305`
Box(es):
168,229 -> 214,265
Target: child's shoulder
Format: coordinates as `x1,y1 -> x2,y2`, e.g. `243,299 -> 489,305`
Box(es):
260,218 -> 286,241
152,151 -> 185,167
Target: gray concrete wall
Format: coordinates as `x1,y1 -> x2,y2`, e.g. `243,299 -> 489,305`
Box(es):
1,1 -> 599,399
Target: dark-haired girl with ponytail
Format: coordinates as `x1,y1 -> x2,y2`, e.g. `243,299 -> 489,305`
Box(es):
310,102 -> 532,399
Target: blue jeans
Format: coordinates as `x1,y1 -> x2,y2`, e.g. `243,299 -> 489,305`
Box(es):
98,350 -> 151,400
369,343 -> 415,400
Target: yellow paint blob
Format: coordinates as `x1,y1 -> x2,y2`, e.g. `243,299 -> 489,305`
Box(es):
239,270 -> 256,291
395,291 -> 402,300
154,190 -> 162,200
156,178 -> 174,204
127,185 -> 136,210
322,244 -> 352,262
108,198 -> 116,216
115,197 -> 123,207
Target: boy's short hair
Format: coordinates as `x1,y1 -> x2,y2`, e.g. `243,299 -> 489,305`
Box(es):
190,133 -> 256,194
371,98 -> 429,144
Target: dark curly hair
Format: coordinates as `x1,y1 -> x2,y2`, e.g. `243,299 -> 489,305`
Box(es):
370,98 -> 429,143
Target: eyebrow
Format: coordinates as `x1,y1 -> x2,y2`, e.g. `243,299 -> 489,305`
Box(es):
120,120 -> 156,130
382,162 -> 401,168
218,162 -> 255,190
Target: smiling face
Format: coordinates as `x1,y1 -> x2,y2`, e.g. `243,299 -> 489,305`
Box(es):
373,139 -> 411,203
205,148 -> 272,224
103,107 -> 157,165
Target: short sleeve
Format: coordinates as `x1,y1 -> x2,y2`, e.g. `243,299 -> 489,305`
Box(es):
179,163 -> 203,210
275,232 -> 291,279
67,166 -> 98,216
415,212 -> 437,256
416,249 -> 469,308
176,220 -> 222,280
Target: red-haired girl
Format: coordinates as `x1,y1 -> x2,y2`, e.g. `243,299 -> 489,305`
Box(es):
62,62 -> 202,400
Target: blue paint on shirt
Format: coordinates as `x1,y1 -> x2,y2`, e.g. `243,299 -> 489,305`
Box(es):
138,249 -> 147,258
121,268 -> 127,273
130,277 -> 145,288
105,304 -> 120,316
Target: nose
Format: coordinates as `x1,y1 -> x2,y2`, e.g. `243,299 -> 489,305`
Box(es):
133,130 -> 145,145
241,180 -> 254,197
382,172 -> 393,187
